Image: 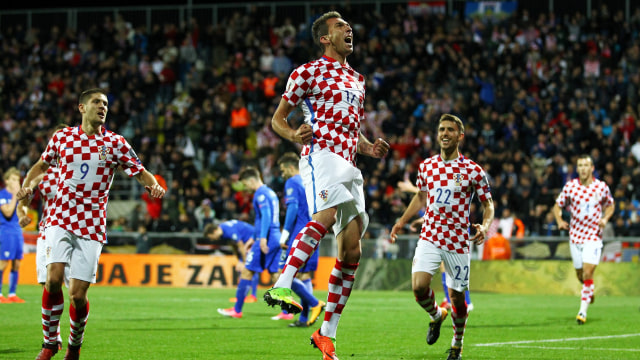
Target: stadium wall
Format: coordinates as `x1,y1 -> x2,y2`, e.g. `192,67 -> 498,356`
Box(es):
13,254 -> 640,296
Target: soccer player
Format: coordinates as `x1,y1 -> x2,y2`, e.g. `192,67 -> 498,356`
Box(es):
265,11 -> 389,359
217,167 -> 282,318
552,154 -> 614,325
0,167 -> 26,304
276,152 -> 325,327
17,88 -> 166,360
203,220 -> 259,303
390,114 -> 494,360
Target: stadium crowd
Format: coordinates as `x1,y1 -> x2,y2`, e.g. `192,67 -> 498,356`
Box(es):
2,2 -> 640,247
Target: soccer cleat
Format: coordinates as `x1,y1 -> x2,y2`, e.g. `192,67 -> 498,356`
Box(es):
307,300 -> 326,326
263,287 -> 303,314
310,329 -> 339,360
288,320 -> 309,328
0,295 -> 11,304
446,346 -> 462,360
8,295 -> 25,303
63,344 -> 81,360
217,308 -> 242,318
36,343 -> 59,360
576,312 -> 586,325
271,312 -> 294,320
229,294 -> 258,303
426,308 -> 448,345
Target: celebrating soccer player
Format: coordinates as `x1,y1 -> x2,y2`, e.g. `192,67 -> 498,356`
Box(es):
390,114 -> 494,360
265,10 -> 389,360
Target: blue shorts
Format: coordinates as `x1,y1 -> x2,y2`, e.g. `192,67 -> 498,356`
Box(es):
245,238 -> 280,274
0,230 -> 24,261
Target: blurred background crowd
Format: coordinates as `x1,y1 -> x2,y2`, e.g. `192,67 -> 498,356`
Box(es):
2,1 -> 640,254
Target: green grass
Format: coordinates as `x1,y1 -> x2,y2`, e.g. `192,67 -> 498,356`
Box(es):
1,285 -> 639,359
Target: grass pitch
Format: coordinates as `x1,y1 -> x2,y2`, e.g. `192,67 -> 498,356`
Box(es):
1,285 -> 639,359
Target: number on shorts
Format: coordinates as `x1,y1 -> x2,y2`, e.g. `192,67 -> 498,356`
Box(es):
453,265 -> 469,281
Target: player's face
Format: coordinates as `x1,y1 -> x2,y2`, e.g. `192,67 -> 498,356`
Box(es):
80,93 -> 108,127
5,174 -> 20,193
241,178 -> 257,192
437,120 -> 463,151
325,17 -> 353,56
576,158 -> 593,181
279,164 -> 294,179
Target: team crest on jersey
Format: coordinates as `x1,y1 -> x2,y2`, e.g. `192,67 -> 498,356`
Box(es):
319,190 -> 329,201
99,145 -> 109,160
287,188 -> 293,196
454,173 -> 463,186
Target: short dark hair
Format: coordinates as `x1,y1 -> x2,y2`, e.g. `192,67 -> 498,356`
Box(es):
79,88 -> 107,105
238,166 -> 261,181
277,152 -> 300,168
312,11 -> 342,50
203,223 -> 218,237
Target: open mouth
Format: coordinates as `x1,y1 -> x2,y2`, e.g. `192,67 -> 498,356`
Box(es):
345,36 -> 353,45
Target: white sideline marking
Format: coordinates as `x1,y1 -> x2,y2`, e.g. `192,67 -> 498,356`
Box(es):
509,345 -> 640,352
476,333 -> 640,347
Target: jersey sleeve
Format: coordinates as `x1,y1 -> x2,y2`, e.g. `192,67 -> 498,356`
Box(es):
472,163 -> 492,202
555,183 -> 570,207
282,64 -> 313,107
114,135 -> 145,177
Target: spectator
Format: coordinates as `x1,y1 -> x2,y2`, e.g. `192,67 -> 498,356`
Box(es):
483,228 -> 512,260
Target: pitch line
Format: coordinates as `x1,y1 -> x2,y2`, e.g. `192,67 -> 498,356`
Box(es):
508,345 -> 640,352
475,333 -> 640,347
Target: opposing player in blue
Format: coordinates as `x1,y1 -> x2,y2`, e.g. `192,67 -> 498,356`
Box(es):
217,167 -> 282,318
204,220 -> 259,303
274,152 -> 326,327
0,167 -> 26,303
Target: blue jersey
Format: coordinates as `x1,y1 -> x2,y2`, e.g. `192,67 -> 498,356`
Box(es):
245,184 -> 281,273
219,220 -> 255,245
0,188 -> 21,233
283,174 -> 311,241
253,184 -> 281,244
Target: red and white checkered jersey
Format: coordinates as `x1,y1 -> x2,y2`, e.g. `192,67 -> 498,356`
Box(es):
283,55 -> 365,166
416,154 -> 492,254
41,126 -> 145,243
555,178 -> 613,244
36,166 -> 59,239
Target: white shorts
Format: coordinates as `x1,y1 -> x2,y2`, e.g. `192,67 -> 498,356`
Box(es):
300,150 -> 369,237
37,231 -> 70,286
412,240 -> 471,292
570,241 -> 603,269
44,226 -> 103,283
